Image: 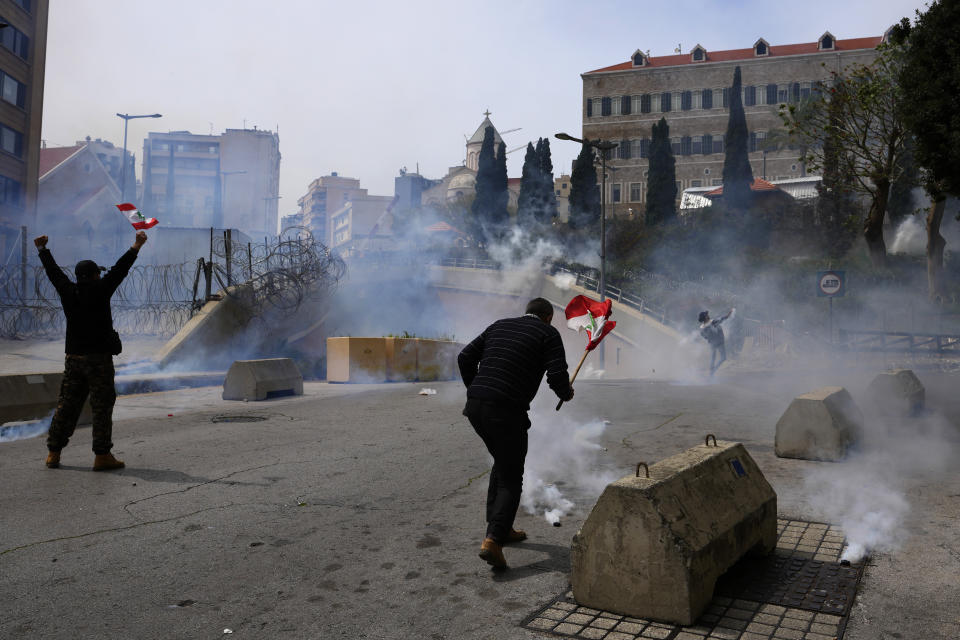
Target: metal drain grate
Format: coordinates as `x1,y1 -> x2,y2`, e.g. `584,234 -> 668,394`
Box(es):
210,415 -> 268,423
521,519 -> 863,640
714,553 -> 862,616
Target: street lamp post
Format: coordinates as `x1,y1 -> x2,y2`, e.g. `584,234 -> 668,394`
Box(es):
116,113 -> 162,202
556,133 -> 618,372
554,133 -> 618,302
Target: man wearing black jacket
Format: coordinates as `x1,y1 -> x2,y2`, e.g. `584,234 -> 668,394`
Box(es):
36,230 -> 147,471
457,297 -> 574,569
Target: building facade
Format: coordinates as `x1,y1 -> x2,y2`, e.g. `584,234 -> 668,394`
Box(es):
141,127 -> 280,238
297,173 -> 370,246
580,32 -> 885,213
0,0 -> 48,242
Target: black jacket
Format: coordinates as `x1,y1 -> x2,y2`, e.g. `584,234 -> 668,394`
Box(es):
39,247 -> 139,355
458,315 -> 573,410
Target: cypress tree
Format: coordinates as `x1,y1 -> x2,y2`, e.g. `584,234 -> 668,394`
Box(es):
492,140 -> 510,233
470,126 -> 498,245
537,137 -> 558,222
517,142 -> 539,227
645,117 -> 677,225
722,66 -> 754,210
568,140 -> 600,230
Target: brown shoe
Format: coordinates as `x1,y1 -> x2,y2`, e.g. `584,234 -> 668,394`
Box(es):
45,451 -> 60,469
505,528 -> 527,544
93,453 -> 125,471
479,537 -> 506,568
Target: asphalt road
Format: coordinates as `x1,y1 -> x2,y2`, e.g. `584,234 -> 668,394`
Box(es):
1,370 -> 959,639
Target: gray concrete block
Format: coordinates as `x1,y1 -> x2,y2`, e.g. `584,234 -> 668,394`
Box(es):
866,369 -> 924,417
570,440 -> 777,625
774,386 -> 862,461
222,358 -> 303,401
0,372 -> 91,425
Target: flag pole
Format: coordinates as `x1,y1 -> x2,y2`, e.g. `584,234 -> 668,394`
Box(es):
556,348 -> 590,411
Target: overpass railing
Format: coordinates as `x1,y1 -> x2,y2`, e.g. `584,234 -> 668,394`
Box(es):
553,266 -> 670,325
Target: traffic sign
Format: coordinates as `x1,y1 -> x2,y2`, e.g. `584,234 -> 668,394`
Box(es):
817,271 -> 845,297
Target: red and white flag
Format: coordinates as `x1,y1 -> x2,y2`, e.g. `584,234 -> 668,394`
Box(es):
564,295 -> 616,351
115,203 -> 159,230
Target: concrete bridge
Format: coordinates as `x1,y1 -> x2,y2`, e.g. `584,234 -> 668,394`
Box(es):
156,262 -> 699,380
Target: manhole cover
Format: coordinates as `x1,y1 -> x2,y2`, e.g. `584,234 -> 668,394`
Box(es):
210,415 -> 268,423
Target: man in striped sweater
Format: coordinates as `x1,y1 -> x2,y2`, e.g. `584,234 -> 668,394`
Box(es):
458,297 -> 574,569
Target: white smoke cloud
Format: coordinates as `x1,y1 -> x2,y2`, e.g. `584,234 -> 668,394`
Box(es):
802,409 -> 956,563
521,410 -> 618,526
0,411 -> 53,443
890,215 -> 926,255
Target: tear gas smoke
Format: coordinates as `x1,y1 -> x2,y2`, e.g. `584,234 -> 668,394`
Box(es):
803,411 -> 956,564
889,216 -> 926,256
0,411 -> 53,443
520,408 -> 618,526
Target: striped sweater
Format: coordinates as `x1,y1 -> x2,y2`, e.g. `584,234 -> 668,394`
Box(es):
458,315 -> 573,410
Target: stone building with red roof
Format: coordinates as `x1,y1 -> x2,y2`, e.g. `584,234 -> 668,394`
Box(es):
580,29 -> 892,216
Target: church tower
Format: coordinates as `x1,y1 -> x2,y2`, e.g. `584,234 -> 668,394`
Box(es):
465,110 -> 503,171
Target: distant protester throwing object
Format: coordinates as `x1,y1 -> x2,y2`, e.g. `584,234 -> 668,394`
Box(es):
35,230 -> 147,471
457,297 -> 574,570
698,309 -> 733,376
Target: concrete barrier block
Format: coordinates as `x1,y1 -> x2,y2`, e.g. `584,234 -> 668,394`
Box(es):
384,338 -> 418,382
775,386 -> 862,461
326,337 -> 386,383
571,441 -> 776,625
0,372 -> 91,425
222,358 -> 303,401
866,369 -> 924,417
416,339 -> 462,381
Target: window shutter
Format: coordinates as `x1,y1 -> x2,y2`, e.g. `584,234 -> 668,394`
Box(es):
749,132 -> 757,152
702,89 -> 712,109
586,98 -> 593,117
601,97 -> 612,116
792,83 -> 800,102
641,94 -> 651,113
681,136 -> 692,155
767,83 -> 777,104
661,92 -> 672,112
682,91 -> 692,110
641,138 -> 650,158
722,87 -> 729,108
620,140 -> 631,159
745,86 -> 756,106
621,95 -> 631,115
703,134 -> 712,155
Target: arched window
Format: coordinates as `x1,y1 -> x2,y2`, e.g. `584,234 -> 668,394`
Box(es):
692,46 -> 706,62
632,50 -> 646,67
819,33 -> 835,50
755,40 -> 768,56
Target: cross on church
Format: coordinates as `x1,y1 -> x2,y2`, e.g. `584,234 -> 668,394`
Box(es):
483,109 -> 491,117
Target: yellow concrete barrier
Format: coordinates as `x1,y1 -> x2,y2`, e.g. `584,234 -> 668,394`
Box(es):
416,339 -> 462,381
571,439 -> 776,625
326,337 -> 387,383
385,338 -> 418,382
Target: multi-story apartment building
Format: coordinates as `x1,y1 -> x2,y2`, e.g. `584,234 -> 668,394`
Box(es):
296,173 -> 370,246
0,0 -> 48,241
141,127 -> 280,238
580,31 -> 887,213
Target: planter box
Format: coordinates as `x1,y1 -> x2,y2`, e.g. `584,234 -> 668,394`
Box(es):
326,337 -> 386,383
417,339 -> 463,381
384,338 -> 418,382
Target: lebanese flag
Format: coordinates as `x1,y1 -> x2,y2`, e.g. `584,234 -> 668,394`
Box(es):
115,203 -> 159,230
565,295 -> 616,351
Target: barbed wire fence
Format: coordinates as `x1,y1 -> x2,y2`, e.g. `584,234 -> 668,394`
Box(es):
0,227 -> 345,340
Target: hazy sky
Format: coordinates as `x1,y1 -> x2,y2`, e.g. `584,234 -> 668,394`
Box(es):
42,0 -> 925,218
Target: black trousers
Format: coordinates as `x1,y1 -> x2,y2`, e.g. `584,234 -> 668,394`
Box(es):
463,398 -> 530,544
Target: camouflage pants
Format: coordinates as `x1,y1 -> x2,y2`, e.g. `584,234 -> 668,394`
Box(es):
46,354 -> 117,455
